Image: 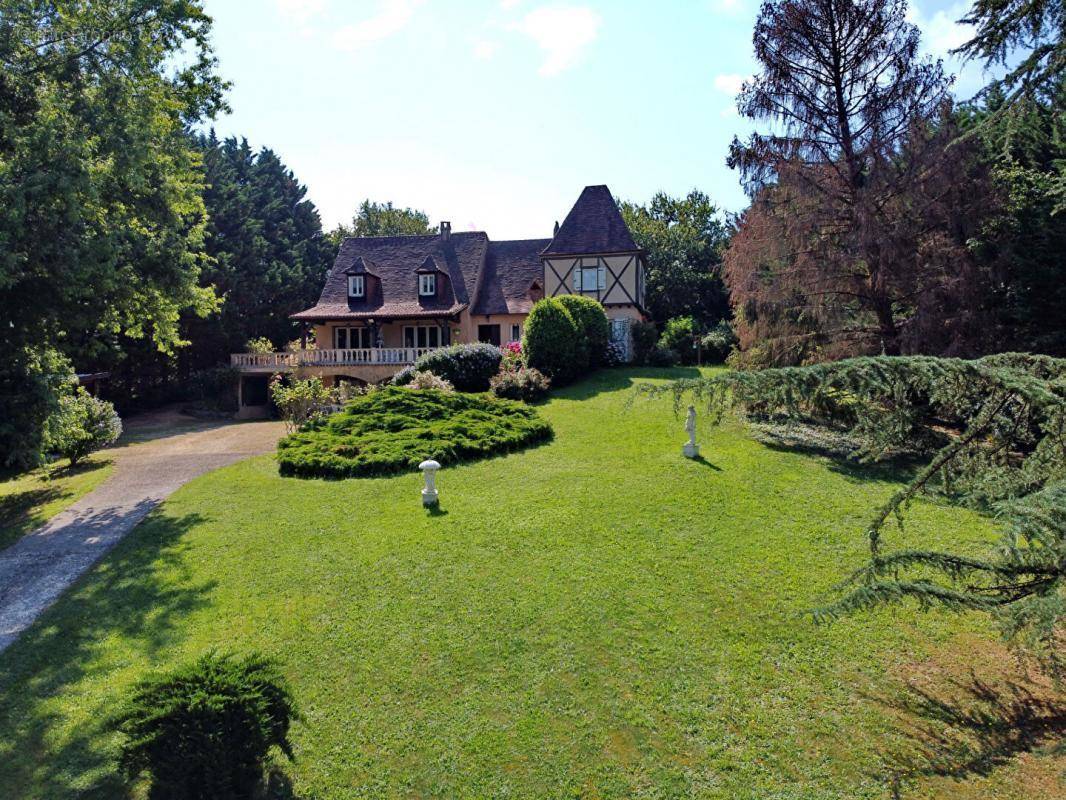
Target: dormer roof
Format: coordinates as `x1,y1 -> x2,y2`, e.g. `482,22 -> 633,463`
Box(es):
415,255 -> 444,274
343,256 -> 377,276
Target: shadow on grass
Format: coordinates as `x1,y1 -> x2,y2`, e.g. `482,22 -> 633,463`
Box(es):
0,509 -> 215,798
870,673 -> 1066,797
560,366 -> 702,402
688,454 -> 723,471
0,459 -> 114,551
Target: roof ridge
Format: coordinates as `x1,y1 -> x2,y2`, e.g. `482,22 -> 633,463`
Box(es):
341,230 -> 487,244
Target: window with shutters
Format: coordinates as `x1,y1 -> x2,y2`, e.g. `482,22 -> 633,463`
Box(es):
573,264 -> 606,294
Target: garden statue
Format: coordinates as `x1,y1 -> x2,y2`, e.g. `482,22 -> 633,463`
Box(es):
419,459 -> 441,507
683,405 -> 699,459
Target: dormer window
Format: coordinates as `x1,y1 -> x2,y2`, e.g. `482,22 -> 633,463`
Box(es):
348,274 -> 365,298
419,273 -> 436,296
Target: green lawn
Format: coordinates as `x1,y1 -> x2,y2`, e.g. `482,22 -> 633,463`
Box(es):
0,368 -> 1048,799
0,455 -> 113,550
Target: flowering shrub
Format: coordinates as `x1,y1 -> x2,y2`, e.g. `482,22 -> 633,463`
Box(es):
244,337 -> 275,355
490,367 -> 551,403
408,343 -> 502,392
269,375 -> 334,433
501,340 -> 524,370
45,388 -> 122,466
406,370 -> 455,392
603,341 -> 627,367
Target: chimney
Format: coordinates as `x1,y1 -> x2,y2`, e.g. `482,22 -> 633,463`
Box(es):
440,221 -> 451,242
553,220 -> 560,236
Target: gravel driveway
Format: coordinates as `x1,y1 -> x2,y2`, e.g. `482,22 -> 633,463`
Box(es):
0,411 -> 284,651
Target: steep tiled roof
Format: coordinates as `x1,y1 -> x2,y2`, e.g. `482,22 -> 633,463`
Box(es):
541,185 -> 639,256
292,232 -> 488,321
472,238 -> 553,315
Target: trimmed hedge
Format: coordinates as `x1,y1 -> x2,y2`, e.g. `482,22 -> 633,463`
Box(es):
556,295 -> 610,368
523,298 -> 582,384
277,386 -> 553,478
114,652 -> 296,800
394,343 -> 502,392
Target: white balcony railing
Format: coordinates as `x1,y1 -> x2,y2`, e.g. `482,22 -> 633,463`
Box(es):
230,347 -> 438,369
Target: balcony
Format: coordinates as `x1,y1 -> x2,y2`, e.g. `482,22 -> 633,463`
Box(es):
230,347 -> 439,372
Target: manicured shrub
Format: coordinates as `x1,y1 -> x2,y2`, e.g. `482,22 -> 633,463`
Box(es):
406,370 -> 454,392
523,298 -> 583,384
556,295 -> 610,368
659,316 -> 699,364
113,651 -> 296,800
631,321 -> 659,366
45,388 -> 122,466
490,367 -> 551,403
648,345 -> 680,367
411,343 -> 502,392
277,386 -> 552,478
701,319 -> 738,363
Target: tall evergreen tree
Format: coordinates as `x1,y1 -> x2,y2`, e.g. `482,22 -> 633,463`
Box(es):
180,133 -> 334,367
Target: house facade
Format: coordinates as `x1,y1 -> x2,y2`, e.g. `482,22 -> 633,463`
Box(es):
231,185 -> 647,415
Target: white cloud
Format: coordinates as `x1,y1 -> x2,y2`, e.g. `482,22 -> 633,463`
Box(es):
500,0 -> 523,8
473,39 -> 500,60
713,72 -> 747,96
510,5 -> 602,77
906,2 -> 973,58
332,0 -> 425,51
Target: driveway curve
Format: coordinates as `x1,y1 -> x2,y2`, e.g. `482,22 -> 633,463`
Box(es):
0,412 -> 284,651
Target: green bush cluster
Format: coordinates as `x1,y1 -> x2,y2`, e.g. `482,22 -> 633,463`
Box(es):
701,320 -> 738,363
113,652 -> 296,800
277,386 -> 552,478
522,297 -> 608,384
556,295 -> 610,369
45,388 -> 122,466
187,366 -> 239,413
659,316 -> 699,364
0,347 -> 75,471
490,366 -> 551,402
393,343 -> 502,392
630,321 -> 659,365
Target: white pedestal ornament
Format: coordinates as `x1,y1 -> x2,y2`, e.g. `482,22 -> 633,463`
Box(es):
419,459 -> 441,507
682,405 -> 700,459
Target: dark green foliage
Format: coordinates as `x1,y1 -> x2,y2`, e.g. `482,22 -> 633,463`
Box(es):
556,295 -> 610,368
277,387 -> 553,478
490,367 -> 551,403
0,348 -> 75,470
619,191 -> 730,327
409,343 -> 503,392
647,346 -> 680,367
186,367 -> 239,413
659,317 -> 699,364
181,133 -> 335,369
113,652 -> 296,800
641,354 -> 1066,676
523,298 -> 583,384
0,1 -> 224,451
630,321 -> 660,366
701,320 -> 738,362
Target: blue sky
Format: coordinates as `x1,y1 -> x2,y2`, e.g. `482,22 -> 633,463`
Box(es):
203,0 -> 991,239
